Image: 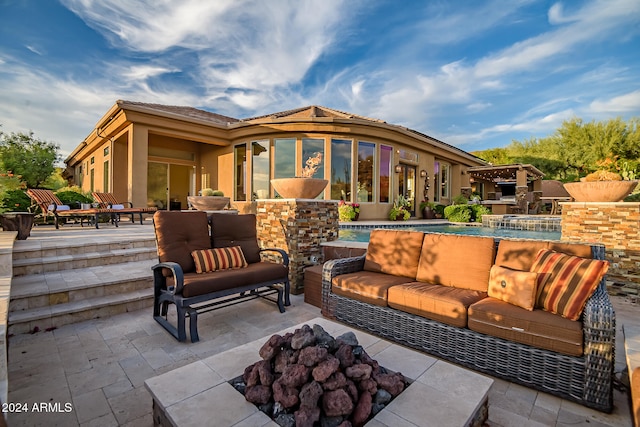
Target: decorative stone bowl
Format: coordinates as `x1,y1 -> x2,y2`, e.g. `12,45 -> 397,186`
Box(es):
270,178 -> 328,199
563,180 -> 638,202
186,196 -> 230,211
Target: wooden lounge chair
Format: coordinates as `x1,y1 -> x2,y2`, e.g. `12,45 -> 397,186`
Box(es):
26,189 -> 116,229
92,192 -> 157,225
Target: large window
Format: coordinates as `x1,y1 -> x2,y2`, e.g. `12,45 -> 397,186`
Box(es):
379,145 -> 392,203
330,139 -> 352,200
302,138 -> 324,179
357,142 -> 375,202
274,139 -> 296,179
251,140 -> 269,200
440,163 -> 450,200
234,144 -> 246,201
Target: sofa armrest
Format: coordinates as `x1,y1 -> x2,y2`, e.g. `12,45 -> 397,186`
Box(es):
152,262 -> 185,295
260,248 -> 289,267
321,254 -> 366,317
582,279 -> 616,403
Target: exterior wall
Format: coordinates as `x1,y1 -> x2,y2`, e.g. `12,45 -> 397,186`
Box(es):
65,103 -> 485,218
561,202 -> 640,295
256,199 -> 339,293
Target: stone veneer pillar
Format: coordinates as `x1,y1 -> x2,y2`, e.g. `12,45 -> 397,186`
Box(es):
256,199 -> 339,294
561,202 -> 640,295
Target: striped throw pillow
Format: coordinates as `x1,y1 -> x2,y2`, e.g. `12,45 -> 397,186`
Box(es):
191,247 -> 248,273
531,249 -> 609,321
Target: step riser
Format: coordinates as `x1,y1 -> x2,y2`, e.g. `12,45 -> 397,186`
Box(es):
8,296 -> 154,336
9,277 -> 152,312
12,239 -> 157,261
12,249 -> 158,276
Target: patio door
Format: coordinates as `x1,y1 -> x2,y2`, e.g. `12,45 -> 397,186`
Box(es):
147,162 -> 195,210
398,164 -> 416,216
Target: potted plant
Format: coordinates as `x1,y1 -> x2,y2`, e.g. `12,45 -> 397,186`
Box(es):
270,152 -> 329,199
388,195 -> 410,221
338,201 -> 361,221
419,200 -> 436,219
563,156 -> 638,202
187,188 -> 230,211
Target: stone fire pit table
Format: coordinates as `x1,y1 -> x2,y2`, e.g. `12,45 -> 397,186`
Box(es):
145,318 -> 493,426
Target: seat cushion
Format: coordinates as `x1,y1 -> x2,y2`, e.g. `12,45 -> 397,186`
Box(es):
154,211 -> 211,274
332,271 -> 413,306
531,249 -> 609,320
468,297 -> 583,356
494,239 -> 593,271
210,213 -> 262,264
179,261 -> 288,298
416,234 -> 495,292
388,282 -> 487,328
363,229 -> 424,279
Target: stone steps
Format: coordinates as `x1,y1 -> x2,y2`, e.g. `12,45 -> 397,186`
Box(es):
8,234 -> 158,335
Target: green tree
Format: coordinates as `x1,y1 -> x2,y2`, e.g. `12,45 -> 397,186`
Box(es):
0,131 -> 60,188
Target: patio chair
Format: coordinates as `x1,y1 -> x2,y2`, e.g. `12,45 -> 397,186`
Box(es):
152,211 -> 291,342
92,192 -> 157,225
26,189 -> 117,229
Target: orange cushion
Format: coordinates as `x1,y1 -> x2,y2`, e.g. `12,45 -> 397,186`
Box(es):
332,271 -> 412,306
495,239 -> 593,271
363,229 -> 424,279
488,265 -> 537,311
531,249 -> 609,320
191,246 -> 248,273
416,234 -> 495,292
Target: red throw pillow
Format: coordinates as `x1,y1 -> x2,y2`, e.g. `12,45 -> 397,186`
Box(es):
191,247 -> 248,273
531,249 -> 608,321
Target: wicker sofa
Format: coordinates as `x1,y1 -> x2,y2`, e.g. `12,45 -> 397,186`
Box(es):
321,229 -> 615,412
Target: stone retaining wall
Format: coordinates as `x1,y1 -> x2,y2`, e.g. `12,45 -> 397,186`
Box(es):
561,202 -> 640,295
256,199 -> 339,294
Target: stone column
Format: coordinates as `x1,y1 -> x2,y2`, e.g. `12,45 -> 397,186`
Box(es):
256,199 -> 339,294
561,202 -> 640,296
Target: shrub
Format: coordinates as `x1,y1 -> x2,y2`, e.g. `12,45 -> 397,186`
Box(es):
212,190 -> 224,196
470,204 -> 491,222
338,203 -> 355,221
444,205 -> 471,223
0,189 -> 31,213
55,190 -> 93,209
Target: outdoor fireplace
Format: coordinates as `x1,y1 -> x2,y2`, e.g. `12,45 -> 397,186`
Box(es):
230,324 -> 408,427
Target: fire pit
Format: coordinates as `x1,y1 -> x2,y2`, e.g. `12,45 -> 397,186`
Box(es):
145,317 -> 493,427
230,324 -> 407,427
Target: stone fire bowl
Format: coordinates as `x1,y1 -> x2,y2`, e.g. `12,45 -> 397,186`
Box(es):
270,178 -> 328,199
563,180 -> 638,202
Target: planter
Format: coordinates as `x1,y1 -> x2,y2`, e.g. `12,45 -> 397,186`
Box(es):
421,207 -> 436,219
563,180 -> 638,202
270,178 -> 328,199
0,212 -> 34,240
186,196 -> 230,211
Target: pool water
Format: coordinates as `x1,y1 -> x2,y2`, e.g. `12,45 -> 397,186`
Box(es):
338,224 -> 561,242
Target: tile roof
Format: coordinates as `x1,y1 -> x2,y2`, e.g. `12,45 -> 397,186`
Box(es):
118,100 -> 240,125
240,105 -> 386,123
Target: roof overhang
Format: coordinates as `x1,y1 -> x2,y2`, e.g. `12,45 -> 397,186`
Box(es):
467,164 -> 544,182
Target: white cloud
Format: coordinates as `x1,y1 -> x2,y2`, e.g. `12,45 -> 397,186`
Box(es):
121,65 -> 179,81
589,90 -> 640,113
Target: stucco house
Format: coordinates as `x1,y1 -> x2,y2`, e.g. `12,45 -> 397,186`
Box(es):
64,101 -> 486,219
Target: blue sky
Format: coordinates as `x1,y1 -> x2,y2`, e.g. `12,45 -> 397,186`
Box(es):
1,0 -> 639,159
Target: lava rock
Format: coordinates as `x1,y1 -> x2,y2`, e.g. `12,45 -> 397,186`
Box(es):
259,334 -> 285,360
294,406 -> 320,427
280,364 -> 311,388
351,391 -> 372,427
291,325 -> 317,350
358,378 -> 378,396
256,359 -> 274,386
245,385 -> 272,405
336,331 -> 358,346
373,372 -> 406,397
274,413 -> 295,427
345,363 -> 372,381
322,371 -> 348,391
243,363 -> 260,387
299,345 -> 328,367
313,324 -> 338,352
272,379 -> 299,409
373,388 -> 392,405
322,389 -> 354,417
312,356 -> 340,382
335,344 -> 355,369
320,416 -> 345,427
299,381 -> 324,408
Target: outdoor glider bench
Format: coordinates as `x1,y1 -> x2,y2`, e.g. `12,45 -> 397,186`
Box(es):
152,211 -> 291,342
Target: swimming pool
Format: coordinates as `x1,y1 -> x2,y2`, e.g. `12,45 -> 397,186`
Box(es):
338,224 -> 561,242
